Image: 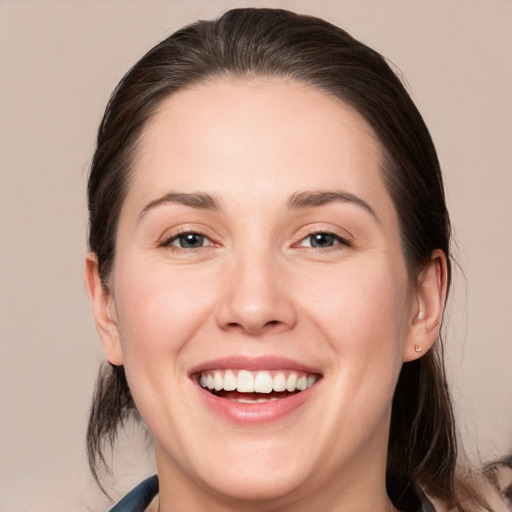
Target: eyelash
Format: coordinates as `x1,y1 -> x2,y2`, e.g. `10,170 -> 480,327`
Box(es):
297,229 -> 353,250
160,229 -> 353,252
160,230 -> 216,251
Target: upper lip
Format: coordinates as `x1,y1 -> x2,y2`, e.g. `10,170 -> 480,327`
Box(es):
188,356 -> 321,376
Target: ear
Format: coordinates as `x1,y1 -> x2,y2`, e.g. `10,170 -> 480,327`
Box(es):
403,249 -> 448,362
84,252 -> 124,365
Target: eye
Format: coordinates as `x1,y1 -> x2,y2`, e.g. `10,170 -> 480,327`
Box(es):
299,232 -> 351,249
162,232 -> 213,249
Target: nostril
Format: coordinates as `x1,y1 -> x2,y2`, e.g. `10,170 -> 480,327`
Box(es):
226,320 -> 279,328
223,319 -> 283,335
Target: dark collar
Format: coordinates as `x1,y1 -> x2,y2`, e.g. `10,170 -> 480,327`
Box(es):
108,475 -> 159,512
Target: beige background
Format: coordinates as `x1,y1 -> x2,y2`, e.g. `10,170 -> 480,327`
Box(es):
0,0 -> 511,510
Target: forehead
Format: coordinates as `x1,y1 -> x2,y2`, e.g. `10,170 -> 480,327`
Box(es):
126,78 -> 393,219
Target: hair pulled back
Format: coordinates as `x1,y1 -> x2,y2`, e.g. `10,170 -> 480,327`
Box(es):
88,7 -> 462,508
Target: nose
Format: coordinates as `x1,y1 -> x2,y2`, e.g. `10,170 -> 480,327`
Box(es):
214,250 -> 297,336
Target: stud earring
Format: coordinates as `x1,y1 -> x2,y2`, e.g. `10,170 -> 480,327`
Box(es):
414,345 -> 422,353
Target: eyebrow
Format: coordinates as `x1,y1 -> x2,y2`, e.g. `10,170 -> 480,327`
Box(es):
139,192 -> 221,220
288,190 -> 378,220
138,189 -> 377,221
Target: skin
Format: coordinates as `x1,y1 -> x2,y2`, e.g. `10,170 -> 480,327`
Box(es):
86,79 -> 447,512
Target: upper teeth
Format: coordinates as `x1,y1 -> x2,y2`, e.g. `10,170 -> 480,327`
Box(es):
199,370 -> 317,393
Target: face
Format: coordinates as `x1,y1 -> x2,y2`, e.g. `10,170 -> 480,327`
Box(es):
88,79 -> 442,510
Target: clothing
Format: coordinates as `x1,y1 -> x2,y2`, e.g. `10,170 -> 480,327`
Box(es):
107,474 -> 436,512
108,475 -> 158,512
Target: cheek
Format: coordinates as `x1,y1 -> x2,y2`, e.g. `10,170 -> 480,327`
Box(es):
110,261 -> 219,433
304,261 -> 411,431
113,260 -> 217,363
301,258 -> 410,369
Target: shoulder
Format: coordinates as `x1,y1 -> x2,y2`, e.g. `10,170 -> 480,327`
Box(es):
108,475 -> 159,512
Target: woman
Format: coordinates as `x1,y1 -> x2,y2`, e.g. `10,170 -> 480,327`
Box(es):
84,8 -> 501,512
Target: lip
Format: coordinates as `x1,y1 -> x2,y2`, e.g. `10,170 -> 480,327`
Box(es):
189,356 -> 322,425
189,355 -> 320,374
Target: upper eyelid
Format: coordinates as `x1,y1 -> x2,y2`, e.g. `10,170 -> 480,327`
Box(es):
160,227 -> 218,247
297,232 -> 352,248
296,225 -> 354,244
157,224 -> 354,247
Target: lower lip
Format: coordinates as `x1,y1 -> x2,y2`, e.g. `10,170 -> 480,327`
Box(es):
195,382 -> 319,425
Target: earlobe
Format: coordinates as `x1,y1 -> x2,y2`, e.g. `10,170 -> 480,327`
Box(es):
403,249 -> 448,362
84,253 -> 124,365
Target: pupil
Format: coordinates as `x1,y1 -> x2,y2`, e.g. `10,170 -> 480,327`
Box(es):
180,233 -> 204,248
311,233 -> 334,247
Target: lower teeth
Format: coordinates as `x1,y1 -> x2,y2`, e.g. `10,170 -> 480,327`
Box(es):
232,397 -> 280,403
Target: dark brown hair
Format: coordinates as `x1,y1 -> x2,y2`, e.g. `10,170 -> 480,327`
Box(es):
87,7 -> 476,509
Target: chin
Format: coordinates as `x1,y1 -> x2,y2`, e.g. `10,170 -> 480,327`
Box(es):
194,460 -> 311,504
155,430 -> 323,505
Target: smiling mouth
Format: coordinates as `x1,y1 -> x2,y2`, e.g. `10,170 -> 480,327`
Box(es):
197,369 -> 319,403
